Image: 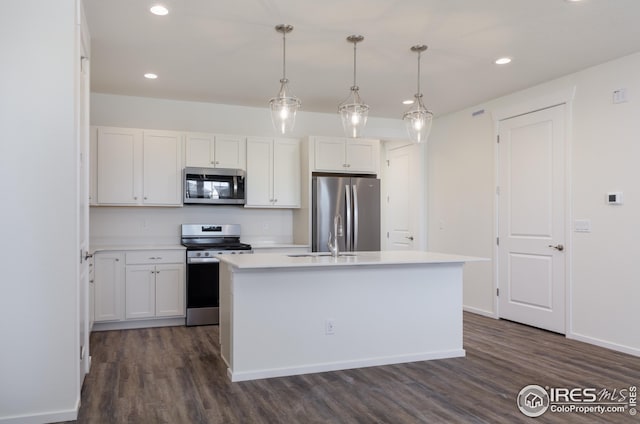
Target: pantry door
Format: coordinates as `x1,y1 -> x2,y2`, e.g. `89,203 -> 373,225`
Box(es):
385,143 -> 421,250
497,104 -> 566,334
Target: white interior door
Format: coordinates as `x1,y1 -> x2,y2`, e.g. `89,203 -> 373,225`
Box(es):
385,143 -> 419,250
497,104 -> 566,334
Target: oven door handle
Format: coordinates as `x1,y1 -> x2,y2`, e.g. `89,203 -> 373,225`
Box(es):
187,257 -> 220,264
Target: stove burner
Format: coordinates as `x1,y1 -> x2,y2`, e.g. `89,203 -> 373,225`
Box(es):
181,223 -> 252,254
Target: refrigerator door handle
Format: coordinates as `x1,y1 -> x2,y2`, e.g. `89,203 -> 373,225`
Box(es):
345,184 -> 352,251
352,184 -> 359,251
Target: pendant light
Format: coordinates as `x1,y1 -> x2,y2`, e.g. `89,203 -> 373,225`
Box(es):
338,35 -> 369,138
403,45 -> 433,143
269,24 -> 301,135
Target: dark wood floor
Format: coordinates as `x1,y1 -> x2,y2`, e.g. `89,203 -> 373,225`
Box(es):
68,313 -> 639,423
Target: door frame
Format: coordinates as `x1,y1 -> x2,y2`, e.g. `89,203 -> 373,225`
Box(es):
381,139 -> 427,251
492,87 -> 575,334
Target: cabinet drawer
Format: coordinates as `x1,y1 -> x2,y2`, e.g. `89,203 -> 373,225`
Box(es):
126,250 -> 185,265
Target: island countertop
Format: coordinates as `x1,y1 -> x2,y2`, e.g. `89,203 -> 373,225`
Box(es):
216,250 -> 486,270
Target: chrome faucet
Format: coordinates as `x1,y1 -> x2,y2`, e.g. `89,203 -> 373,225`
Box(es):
327,214 -> 343,257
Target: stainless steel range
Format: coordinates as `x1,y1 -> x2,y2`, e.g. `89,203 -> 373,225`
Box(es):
181,224 -> 252,326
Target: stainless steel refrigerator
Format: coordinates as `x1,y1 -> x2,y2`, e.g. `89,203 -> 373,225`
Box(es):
312,175 -> 381,252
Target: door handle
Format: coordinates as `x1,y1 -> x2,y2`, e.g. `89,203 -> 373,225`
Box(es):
548,244 -> 564,251
405,236 -> 414,241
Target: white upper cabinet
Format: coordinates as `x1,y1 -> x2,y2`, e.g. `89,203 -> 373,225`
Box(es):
94,127 -> 182,206
246,137 -> 300,208
96,127 -> 142,205
185,133 -> 246,169
313,136 -> 379,174
143,131 -> 182,205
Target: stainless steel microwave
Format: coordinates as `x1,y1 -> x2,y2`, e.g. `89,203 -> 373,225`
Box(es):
183,167 -> 246,205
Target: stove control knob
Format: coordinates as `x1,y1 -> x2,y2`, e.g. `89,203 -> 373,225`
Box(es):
204,252 -> 210,257
196,252 -> 202,257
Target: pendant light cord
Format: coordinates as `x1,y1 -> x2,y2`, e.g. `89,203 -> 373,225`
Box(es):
282,30 -> 287,81
352,41 -> 357,88
416,50 -> 421,96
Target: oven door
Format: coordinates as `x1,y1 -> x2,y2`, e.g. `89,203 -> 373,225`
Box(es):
186,256 -> 220,326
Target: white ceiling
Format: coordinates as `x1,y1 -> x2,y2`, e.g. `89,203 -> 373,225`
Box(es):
84,0 -> 640,119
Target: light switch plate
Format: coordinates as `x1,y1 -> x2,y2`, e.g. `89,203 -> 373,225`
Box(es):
574,219 -> 591,233
607,192 -> 623,205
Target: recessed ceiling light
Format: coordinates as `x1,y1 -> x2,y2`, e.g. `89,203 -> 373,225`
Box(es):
403,99 -> 415,105
144,73 -> 158,79
495,57 -> 512,65
150,4 -> 169,16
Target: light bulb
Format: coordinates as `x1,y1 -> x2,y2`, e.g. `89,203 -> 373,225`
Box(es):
351,113 -> 360,125
413,118 -> 423,131
279,107 -> 289,120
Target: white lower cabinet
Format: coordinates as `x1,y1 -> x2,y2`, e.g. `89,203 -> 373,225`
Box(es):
125,251 -> 185,320
125,263 -> 185,319
125,265 -> 156,319
94,249 -> 185,326
94,252 -> 125,322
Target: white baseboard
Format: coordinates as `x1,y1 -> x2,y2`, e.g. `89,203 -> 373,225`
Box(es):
567,332 -> 640,357
463,305 -> 496,318
0,407 -> 78,424
228,349 -> 466,382
92,317 -> 185,331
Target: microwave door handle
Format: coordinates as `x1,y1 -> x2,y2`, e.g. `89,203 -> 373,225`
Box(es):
233,176 -> 238,198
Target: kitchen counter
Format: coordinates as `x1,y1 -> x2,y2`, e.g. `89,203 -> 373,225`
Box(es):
217,250 -> 483,269
90,244 -> 185,254
219,250 -> 485,382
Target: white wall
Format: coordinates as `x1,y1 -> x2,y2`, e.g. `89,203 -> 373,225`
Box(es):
90,93 -> 407,139
428,52 -> 640,355
90,206 -> 295,246
89,93 -> 409,246
0,1 -> 81,422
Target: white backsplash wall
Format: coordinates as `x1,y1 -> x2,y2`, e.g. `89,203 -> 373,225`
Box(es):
90,206 -> 294,246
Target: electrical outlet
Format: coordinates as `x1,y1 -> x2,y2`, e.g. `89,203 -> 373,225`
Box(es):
325,319 -> 335,335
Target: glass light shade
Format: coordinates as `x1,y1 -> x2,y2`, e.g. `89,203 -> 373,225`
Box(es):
269,79 -> 301,135
339,88 -> 369,138
403,95 -> 433,143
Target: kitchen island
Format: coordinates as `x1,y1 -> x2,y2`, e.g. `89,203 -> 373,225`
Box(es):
218,251 -> 484,382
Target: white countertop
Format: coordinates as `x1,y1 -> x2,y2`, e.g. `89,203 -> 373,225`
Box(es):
91,244 -> 185,253
249,242 -> 309,250
217,250 -> 487,270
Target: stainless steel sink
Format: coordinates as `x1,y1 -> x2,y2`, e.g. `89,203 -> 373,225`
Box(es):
287,253 -> 357,258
